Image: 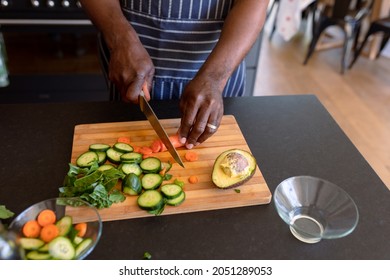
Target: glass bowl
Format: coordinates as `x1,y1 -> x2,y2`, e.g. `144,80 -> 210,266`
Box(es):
273,176 -> 359,244
8,197 -> 102,260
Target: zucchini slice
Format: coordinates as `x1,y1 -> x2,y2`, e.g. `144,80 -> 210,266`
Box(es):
137,190 -> 164,210
120,152 -> 143,164
75,238 -> 93,258
161,183 -> 183,199
120,163 -> 142,176
141,174 -> 163,190
48,236 -> 75,260
122,173 -> 142,195
26,251 -> 51,260
166,191 -> 186,206
140,157 -> 161,173
76,151 -> 99,168
106,147 -> 124,164
96,151 -> 107,165
19,238 -> 45,250
56,215 -> 73,236
113,142 -> 134,153
97,164 -> 115,172
89,143 -> 111,152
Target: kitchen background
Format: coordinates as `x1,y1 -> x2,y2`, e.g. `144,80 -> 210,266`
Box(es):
0,0 -> 389,190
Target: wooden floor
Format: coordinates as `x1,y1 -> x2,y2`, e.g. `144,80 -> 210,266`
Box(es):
254,28 -> 390,190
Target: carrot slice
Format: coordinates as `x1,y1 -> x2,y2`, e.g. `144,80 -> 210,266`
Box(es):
74,222 -> 88,237
150,139 -> 162,153
185,151 -> 199,162
188,175 -> 199,184
140,146 -> 153,155
169,134 -> 184,148
22,220 -> 41,238
37,209 -> 56,227
132,146 -> 141,153
40,224 -> 59,243
117,136 -> 131,145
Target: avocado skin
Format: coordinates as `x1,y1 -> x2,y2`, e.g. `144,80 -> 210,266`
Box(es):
211,149 -> 257,189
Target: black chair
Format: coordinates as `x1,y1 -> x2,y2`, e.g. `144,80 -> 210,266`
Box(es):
349,14 -> 390,68
303,0 -> 374,74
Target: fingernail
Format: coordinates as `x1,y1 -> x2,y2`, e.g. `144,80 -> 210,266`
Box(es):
194,142 -> 200,146
186,143 -> 194,149
180,137 -> 186,144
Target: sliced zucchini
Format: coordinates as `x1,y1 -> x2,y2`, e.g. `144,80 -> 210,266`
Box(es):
56,215 -> 73,236
73,236 -> 84,246
113,142 -> 133,153
120,152 -> 143,164
97,164 -> 115,172
75,238 -> 93,258
89,143 -> 111,152
26,251 -> 51,260
19,238 -> 45,250
161,161 -> 172,172
141,173 -> 163,190
161,183 -> 183,199
96,151 -> 107,165
122,173 -> 142,195
137,190 -> 164,210
38,243 -> 49,252
120,163 -> 142,176
140,157 -> 161,173
166,191 -> 186,206
48,236 -> 75,260
106,147 -> 124,164
76,151 -> 99,168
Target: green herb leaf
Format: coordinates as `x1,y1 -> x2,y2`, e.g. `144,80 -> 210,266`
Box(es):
173,179 -> 185,188
143,252 -> 152,260
0,205 -> 14,219
234,189 -> 241,193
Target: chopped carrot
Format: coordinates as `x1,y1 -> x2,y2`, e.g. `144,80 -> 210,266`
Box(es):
159,166 -> 167,176
40,224 -> 59,243
132,146 -> 141,153
184,151 -> 199,162
150,139 -> 162,153
74,222 -> 88,237
188,175 -> 199,184
169,134 -> 184,148
37,209 -> 56,227
117,136 -> 131,145
139,146 -> 153,155
22,220 -> 41,238
160,143 -> 167,152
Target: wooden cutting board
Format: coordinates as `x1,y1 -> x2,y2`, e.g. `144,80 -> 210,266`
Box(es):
69,115 -> 271,222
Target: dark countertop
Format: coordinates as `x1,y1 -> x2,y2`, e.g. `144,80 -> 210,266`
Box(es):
1,95 -> 389,259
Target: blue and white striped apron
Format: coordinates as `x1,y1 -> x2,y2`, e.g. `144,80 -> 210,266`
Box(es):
99,0 -> 246,100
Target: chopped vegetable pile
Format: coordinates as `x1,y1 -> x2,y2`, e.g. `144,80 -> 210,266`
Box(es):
59,136 -> 189,215
19,208 -> 92,260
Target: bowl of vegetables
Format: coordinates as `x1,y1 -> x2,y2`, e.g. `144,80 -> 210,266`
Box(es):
8,197 -> 102,260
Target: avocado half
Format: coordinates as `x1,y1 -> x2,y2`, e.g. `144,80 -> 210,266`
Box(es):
211,149 -> 257,189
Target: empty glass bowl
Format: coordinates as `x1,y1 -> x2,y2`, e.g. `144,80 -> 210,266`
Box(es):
8,197 -> 102,260
273,176 -> 359,244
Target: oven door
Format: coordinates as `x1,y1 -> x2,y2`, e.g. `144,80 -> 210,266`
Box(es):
0,2 -> 109,103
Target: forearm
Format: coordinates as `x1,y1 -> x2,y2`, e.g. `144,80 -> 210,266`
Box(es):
198,0 -> 269,86
79,0 -> 140,50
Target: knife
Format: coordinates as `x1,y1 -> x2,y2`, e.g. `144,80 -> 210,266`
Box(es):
139,91 -> 185,168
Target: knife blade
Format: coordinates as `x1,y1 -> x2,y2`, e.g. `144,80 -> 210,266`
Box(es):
139,91 -> 185,168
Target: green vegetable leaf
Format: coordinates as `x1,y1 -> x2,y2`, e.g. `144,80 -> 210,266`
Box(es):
163,173 -> 173,180
143,252 -> 152,260
0,205 -> 14,219
234,189 -> 241,193
173,179 -> 185,188
109,189 -> 126,203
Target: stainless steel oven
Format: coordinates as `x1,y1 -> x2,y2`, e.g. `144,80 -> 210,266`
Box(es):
0,0 -> 108,103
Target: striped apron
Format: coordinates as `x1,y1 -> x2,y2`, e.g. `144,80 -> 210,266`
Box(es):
99,0 -> 246,100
